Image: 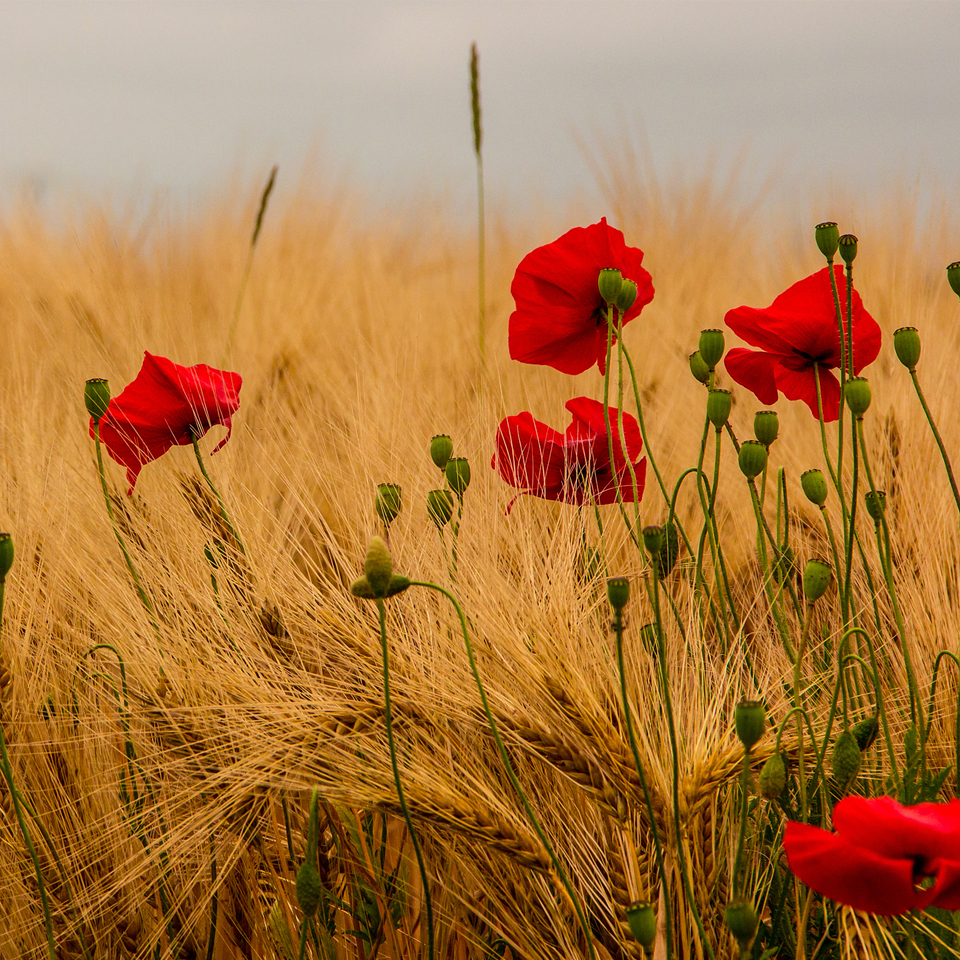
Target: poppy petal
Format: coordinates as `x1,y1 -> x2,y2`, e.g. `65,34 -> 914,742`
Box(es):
564,397 -> 643,464
724,349 -> 781,406
493,412 -> 565,496
775,363 -> 841,421
834,796 -> 960,861
929,857 -> 960,911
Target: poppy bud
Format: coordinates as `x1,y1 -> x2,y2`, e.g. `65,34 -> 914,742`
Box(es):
375,483 -> 402,526
772,545 -> 797,586
0,533 -> 12,581
295,861 -> 322,917
815,221 -> 840,260
724,899 -> 758,949
427,489 -> 454,528
758,751 -> 787,800
614,278 -> 638,314
802,558 -> 832,603
688,351 -> 710,385
801,469 -> 828,506
893,327 -> 921,371
84,378 -> 111,422
738,440 -> 768,480
947,261 -> 960,298
607,577 -> 630,614
625,901 -> 656,951
364,536 -> 393,597
735,700 -> 766,751
843,377 -> 871,418
446,457 -> 471,497
642,525 -> 663,556
864,489 -> 886,523
753,410 -> 779,447
706,390 -> 732,429
430,434 -> 454,470
598,268 -> 623,306
651,521 -> 680,579
838,233 -> 858,266
831,730 -> 861,792
698,329 -> 725,369
852,715 -> 879,751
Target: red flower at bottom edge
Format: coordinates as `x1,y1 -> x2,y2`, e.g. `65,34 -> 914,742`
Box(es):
492,397 -> 646,510
784,795 -> 960,916
90,352 -> 242,493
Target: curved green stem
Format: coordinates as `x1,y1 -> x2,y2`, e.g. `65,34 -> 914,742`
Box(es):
192,434 -> 246,556
909,369 -> 960,520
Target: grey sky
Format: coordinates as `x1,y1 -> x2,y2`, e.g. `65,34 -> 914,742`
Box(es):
2,2 -> 958,217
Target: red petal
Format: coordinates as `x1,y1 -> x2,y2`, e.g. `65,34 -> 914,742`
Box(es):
493,412 -> 565,496
929,857 -> 960,911
834,796 -> 960,862
775,363 -> 841,421
724,349 -> 780,406
563,397 -> 643,464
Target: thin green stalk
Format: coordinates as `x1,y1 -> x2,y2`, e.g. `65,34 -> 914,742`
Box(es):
470,44 -> 485,363
731,745 -> 751,898
826,260 -> 847,485
908,368 -> 960,519
925,652 -> 960,792
192,433 -> 246,555
795,603 -> 816,822
615,321 -> 642,533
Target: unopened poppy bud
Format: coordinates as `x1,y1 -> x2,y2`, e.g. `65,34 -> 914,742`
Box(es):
688,351 -> 710,384
706,390 -> 732,429
625,901 -> 656,950
772,545 -> 797,586
738,440 -> 768,480
843,377 -> 871,418
753,410 -> 779,447
838,233 -> 858,266
802,558 -> 832,603
614,278 -> 638,314
815,221 -> 840,260
430,434 -> 454,470
864,489 -> 886,523
364,536 -> 393,597
84,378 -> 111,422
651,521 -> 680,579
698,329 -> 725,369
831,730 -> 861,792
724,899 -> 758,949
735,700 -> 766,751
598,268 -> 623,305
852,715 -> 879,751
893,327 -> 921,371
801,469 -> 828,506
947,261 -> 960,298
607,577 -> 630,614
642,525 -> 663,556
446,457 -> 471,497
427,489 -> 454,528
0,533 -> 12,580
758,751 -> 787,800
375,483 -> 402,526
295,861 -> 322,917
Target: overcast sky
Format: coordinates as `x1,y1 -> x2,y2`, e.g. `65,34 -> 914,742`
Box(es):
2,2 -> 958,218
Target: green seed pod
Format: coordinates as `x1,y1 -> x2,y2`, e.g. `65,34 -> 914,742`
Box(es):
698,329 -> 725,369
364,536 -> 393,598
642,525 -> 663,556
0,533 -> 12,581
607,577 -> 630,614
430,434 -> 454,470
947,261 -> 960,298
688,351 -> 711,385
843,377 -> 871,418
598,267 -> 623,306
385,575 -> 411,597
735,700 -> 766,751
615,278 -> 638,314
893,327 -> 921,371
724,899 -> 759,949
772,545 -> 797,586
295,861 -> 323,917
625,901 -> 657,951
758,751 -> 787,800
753,409 -> 779,447
427,488 -> 454,528
706,390 -> 732,429
651,521 -> 680,579
831,730 -> 862,792
864,489 -> 886,523
801,469 -> 828,506
84,378 -> 111,422
375,483 -> 402,526
802,557 -> 832,603
838,233 -> 858,266
446,457 -> 471,497
815,221 -> 840,260
738,440 -> 768,480
852,715 -> 879,752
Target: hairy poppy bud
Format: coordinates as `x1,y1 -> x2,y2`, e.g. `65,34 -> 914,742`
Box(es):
852,715 -> 879,751
642,525 -> 663,556
364,536 -> 393,597
864,489 -> 886,523
0,533 -> 12,581
838,233 -> 858,266
831,730 -> 861,792
706,389 -> 732,429
815,221 -> 840,260
772,545 -> 797,586
296,861 -> 322,917
430,434 -> 453,470
801,469 -> 828,506
651,521 -> 680,579
698,329 -> 725,369
446,457 -> 471,497
843,377 -> 871,418
614,278 -> 638,314
598,268 -> 623,306
893,327 -> 921,371
84,378 -> 111,422
735,700 -> 766,751
753,410 -> 779,447
738,440 -> 768,480
375,483 -> 402,526
948,261 -> 960,298
688,351 -> 710,385
607,577 -> 630,614
802,558 -> 832,603
759,751 -> 787,800
427,489 -> 454,528
625,901 -> 656,950
724,899 -> 758,949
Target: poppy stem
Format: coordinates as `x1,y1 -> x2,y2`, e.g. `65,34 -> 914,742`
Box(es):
192,434 -> 246,556
827,262 -> 848,490
732,744 -> 751,899
907,368 -> 960,521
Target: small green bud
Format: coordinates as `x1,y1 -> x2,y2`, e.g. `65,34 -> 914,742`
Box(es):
427,489 -> 454,528
815,221 -> 840,260
758,751 -> 787,800
364,536 -> 393,597
724,899 -> 758,949
852,715 -> 879,752
698,329 -> 725,369
706,390 -> 732,429
688,351 -> 710,385
0,533 -> 12,580
598,267 -> 623,305
446,457 -> 471,497
843,377 -> 871,418
625,901 -> 657,950
84,378 -> 111,422
430,434 -> 454,470
738,440 -> 768,480
831,730 -> 862,793
802,557 -> 832,603
753,410 -> 779,447
607,577 -> 630,614
893,327 -> 921,371
350,573 -> 410,600
734,700 -> 766,751
864,489 -> 886,523
614,278 -> 638,314
295,861 -> 323,917
642,525 -> 663,556
947,261 -> 960,298
838,233 -> 858,266
801,469 -> 828,507
375,483 -> 402,526
651,521 -> 680,579
772,545 -> 797,586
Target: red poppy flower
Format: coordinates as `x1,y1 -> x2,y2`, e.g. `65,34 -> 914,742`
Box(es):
723,266 -> 881,421
90,352 -> 242,493
492,397 -> 646,510
509,218 -> 654,375
784,795 -> 960,916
